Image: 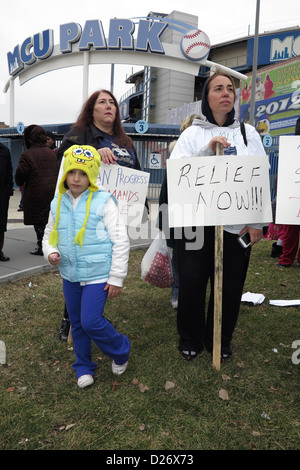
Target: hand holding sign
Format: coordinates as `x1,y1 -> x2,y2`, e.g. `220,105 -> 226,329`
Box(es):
167,154 -> 272,228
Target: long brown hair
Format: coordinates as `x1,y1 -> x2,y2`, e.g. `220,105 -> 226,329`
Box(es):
73,89 -> 134,150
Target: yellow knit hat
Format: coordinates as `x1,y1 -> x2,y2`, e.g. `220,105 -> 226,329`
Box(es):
49,145 -> 101,248
59,145 -> 101,194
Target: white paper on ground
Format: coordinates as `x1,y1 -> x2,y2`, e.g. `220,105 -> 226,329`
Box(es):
269,300 -> 300,307
241,292 -> 265,305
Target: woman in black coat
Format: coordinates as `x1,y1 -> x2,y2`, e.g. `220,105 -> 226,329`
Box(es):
56,90 -> 147,341
0,143 -> 13,261
15,125 -> 58,255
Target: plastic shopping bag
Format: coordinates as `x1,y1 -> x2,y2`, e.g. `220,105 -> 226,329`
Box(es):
141,233 -> 174,288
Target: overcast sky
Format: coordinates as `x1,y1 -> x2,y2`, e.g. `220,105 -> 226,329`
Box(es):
0,0 -> 299,127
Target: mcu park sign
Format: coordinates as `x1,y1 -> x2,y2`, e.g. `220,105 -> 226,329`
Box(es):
8,18 -> 208,74
7,17 -> 210,84
6,16 -> 248,82
4,15 -> 247,125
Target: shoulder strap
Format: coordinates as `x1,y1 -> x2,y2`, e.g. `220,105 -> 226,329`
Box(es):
240,121 -> 247,146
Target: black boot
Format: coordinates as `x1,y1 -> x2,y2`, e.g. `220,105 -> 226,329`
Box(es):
0,252 -> 10,261
30,246 -> 43,255
270,242 -> 282,258
31,225 -> 44,256
59,317 -> 70,341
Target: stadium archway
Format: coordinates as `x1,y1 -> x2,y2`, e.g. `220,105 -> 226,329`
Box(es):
3,14 -> 247,125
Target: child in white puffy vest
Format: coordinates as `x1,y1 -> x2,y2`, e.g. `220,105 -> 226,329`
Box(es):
43,145 -> 130,389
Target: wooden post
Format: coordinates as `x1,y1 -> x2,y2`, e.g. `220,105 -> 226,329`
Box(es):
213,143 -> 224,370
67,329 -> 73,345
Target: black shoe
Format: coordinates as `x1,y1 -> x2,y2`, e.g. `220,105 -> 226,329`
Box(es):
209,350 -> 232,363
221,353 -> 231,363
180,350 -> 199,361
30,247 -> 43,256
59,318 -> 70,342
0,253 -> 10,262
271,242 -> 282,258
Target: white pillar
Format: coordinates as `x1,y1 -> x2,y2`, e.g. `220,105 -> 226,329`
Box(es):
9,79 -> 15,127
82,51 -> 89,103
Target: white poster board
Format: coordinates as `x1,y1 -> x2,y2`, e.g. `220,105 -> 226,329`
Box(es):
98,163 -> 149,226
276,136 -> 300,225
167,155 -> 272,227
55,160 -> 149,227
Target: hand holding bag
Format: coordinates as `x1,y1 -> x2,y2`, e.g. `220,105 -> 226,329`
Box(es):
141,232 -> 174,288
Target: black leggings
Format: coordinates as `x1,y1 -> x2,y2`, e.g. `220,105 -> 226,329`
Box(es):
0,231 -> 4,253
176,227 -> 250,354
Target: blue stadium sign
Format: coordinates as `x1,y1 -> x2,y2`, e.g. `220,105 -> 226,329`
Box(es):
7,17 -> 211,77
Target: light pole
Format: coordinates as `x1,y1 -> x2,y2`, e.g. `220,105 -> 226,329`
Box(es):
249,0 -> 260,126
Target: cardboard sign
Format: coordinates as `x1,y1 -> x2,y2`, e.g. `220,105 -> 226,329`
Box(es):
276,136 -> 300,225
167,155 -> 272,227
98,163 -> 149,226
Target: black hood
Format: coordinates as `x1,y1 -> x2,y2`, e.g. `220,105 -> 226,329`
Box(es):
24,125 -> 47,149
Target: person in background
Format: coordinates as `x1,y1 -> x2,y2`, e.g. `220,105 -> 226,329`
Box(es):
43,144 -> 130,388
241,81 -> 251,103
46,131 -> 58,152
170,72 -> 266,362
264,174 -> 284,257
255,76 -> 264,101
15,125 -> 58,256
17,186 -> 24,212
56,89 -> 147,341
277,116 -> 300,267
0,142 -> 13,261
158,114 -> 201,310
263,73 -> 275,99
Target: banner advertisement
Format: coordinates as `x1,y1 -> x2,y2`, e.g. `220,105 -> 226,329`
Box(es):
239,57 -> 300,198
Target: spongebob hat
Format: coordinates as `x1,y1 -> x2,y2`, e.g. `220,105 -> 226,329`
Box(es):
59,145 -> 101,194
49,145 -> 101,249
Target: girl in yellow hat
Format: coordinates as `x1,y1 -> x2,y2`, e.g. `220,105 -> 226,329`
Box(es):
43,145 -> 130,388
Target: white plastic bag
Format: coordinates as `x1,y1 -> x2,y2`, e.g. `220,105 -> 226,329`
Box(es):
141,233 -> 174,288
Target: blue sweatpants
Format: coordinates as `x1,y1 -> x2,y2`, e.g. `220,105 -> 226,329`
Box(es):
63,280 -> 130,378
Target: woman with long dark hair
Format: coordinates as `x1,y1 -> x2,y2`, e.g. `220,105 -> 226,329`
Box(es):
57,89 -> 139,169
56,89 -> 144,341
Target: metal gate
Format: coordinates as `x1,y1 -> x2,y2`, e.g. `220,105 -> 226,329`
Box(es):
0,123 -> 180,198
124,123 -> 180,201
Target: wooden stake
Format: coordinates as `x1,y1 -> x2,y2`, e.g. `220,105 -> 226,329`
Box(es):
213,143 -> 224,371
0,340 -> 6,365
67,329 -> 73,345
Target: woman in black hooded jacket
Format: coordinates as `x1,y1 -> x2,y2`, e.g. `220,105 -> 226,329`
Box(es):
170,72 -> 266,363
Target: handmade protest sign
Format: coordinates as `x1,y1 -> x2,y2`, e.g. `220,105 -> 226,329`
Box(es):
98,163 -> 149,226
167,154 -> 272,227
276,136 -> 300,225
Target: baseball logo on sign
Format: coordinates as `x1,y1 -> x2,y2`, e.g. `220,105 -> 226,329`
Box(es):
180,29 -> 210,62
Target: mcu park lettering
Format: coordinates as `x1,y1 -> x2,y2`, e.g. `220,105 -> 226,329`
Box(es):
4,15 -> 248,126
8,18 -> 198,77
6,15 -> 248,89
